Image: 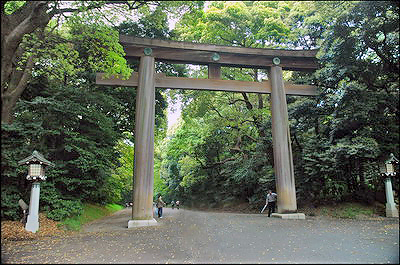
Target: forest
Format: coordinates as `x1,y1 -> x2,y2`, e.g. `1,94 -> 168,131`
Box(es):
1,1 -> 399,221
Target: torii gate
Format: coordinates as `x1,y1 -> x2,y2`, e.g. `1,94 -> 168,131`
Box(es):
96,35 -> 318,227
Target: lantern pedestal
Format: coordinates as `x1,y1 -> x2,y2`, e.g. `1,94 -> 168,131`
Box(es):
18,151 -> 54,233
385,178 -> 399,218
25,182 -> 41,233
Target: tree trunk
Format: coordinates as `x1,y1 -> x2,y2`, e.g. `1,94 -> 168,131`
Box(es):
315,117 -> 319,135
358,158 -> 366,191
2,1 -> 144,124
1,53 -> 35,124
1,96 -> 17,124
1,2 -> 50,124
347,161 -> 353,192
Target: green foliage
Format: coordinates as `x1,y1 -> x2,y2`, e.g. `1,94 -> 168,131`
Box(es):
105,203 -> 124,212
1,186 -> 22,221
292,1 -> 398,205
1,25 -> 165,222
2,1 -> 398,219
9,80 -> 121,203
1,1 -> 184,221
163,1 -> 289,208
66,17 -> 133,80
61,203 -> 123,231
3,1 -> 26,15
159,89 -> 274,208
45,200 -> 83,222
174,1 -> 291,48
316,203 -> 375,219
1,122 -> 37,220
61,217 -> 81,231
108,140 -> 134,204
39,182 -> 83,221
155,0 -> 399,210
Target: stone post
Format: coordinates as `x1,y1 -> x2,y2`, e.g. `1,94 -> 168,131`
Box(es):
18,150 -> 54,232
128,54 -> 158,228
385,177 -> 399,217
268,65 -> 297,213
25,182 -> 41,233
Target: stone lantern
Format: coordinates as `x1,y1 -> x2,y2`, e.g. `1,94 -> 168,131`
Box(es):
18,150 -> 54,233
380,153 -> 399,218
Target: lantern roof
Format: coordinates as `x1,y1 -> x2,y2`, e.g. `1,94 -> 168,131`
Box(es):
18,150 -> 54,167
385,153 -> 399,165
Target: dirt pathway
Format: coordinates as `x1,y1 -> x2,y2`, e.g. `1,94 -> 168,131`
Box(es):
1,207 -> 399,263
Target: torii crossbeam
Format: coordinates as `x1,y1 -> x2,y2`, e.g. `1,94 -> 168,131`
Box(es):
96,35 -> 319,227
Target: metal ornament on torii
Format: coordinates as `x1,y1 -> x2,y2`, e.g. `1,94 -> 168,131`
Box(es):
96,35 -> 319,227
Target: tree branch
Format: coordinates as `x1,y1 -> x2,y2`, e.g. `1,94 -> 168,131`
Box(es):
9,54 -> 34,99
292,130 -> 303,152
2,2 -> 50,88
242,134 -> 257,142
241,92 -> 253,110
220,36 -> 238,46
204,157 -> 236,168
254,69 -> 264,109
211,107 -> 236,122
228,98 -> 247,105
50,1 -> 147,16
194,155 -> 205,168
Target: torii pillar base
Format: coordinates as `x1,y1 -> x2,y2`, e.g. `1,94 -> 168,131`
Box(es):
271,213 -> 306,219
128,219 -> 158,228
386,204 -> 399,218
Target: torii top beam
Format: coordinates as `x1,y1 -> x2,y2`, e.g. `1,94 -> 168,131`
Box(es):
120,35 -> 319,72
97,35 -> 319,96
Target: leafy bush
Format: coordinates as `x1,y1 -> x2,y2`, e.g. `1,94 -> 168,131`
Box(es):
1,186 -> 22,221
40,182 -> 83,221
46,199 -> 83,221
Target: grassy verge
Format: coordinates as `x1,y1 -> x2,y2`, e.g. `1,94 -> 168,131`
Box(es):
301,202 -> 383,219
328,202 -> 375,218
60,203 -> 124,231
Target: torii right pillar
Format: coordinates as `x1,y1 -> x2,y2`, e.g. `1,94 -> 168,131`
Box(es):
269,65 -> 305,219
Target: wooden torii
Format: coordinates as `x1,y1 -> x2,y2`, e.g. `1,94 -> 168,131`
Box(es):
96,35 -> 319,227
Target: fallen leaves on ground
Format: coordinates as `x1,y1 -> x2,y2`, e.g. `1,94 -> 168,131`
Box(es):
383,224 -> 399,230
193,202 -> 256,214
1,213 -> 72,242
190,202 -> 386,221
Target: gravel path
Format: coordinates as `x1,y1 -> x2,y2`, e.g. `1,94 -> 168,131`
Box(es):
1,207 -> 399,264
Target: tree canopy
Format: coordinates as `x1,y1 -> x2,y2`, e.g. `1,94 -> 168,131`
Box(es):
158,1 -> 399,208
1,0 -> 198,220
1,1 -> 398,221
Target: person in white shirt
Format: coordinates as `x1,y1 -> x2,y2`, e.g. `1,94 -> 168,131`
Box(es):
266,190 -> 277,217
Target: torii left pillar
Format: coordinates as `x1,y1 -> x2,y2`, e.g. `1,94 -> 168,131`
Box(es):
269,64 -> 305,219
128,54 -> 158,228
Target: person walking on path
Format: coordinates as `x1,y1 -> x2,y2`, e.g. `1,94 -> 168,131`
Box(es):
266,190 -> 277,217
156,195 -> 166,218
176,200 -> 180,209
